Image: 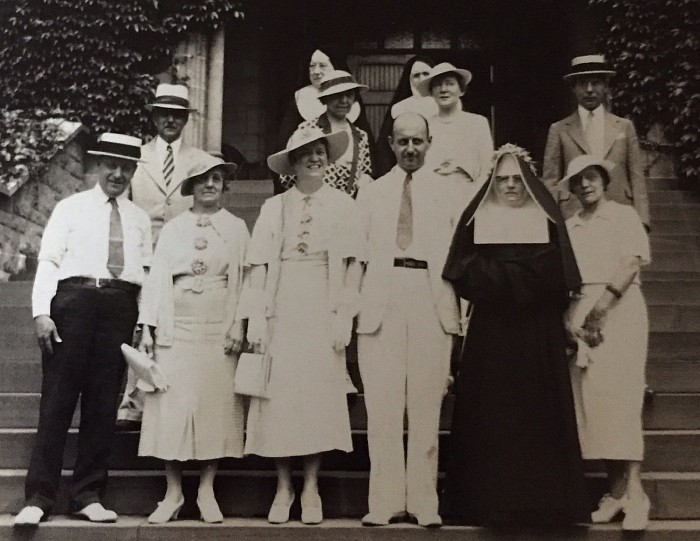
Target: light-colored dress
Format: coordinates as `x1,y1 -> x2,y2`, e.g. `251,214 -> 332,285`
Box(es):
244,184 -> 361,457
565,200 -> 651,460
426,111 -> 493,210
138,210 -> 249,461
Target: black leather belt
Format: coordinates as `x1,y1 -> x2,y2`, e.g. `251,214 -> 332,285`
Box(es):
393,257 -> 428,269
59,276 -> 141,294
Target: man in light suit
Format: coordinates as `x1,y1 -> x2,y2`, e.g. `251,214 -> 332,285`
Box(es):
543,54 -> 650,229
116,83 -> 211,428
356,112 -> 461,528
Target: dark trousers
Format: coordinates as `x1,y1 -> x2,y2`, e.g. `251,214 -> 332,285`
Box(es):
25,282 -> 138,514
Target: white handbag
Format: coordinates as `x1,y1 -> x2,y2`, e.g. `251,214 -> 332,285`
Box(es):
234,351 -> 272,398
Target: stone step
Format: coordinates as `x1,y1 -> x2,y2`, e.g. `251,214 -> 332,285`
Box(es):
1,392 -> 698,430
2,518 -> 700,541
1,428 -> 697,473
647,190 -> 700,205
651,203 -> 700,222
650,235 -> 700,254
648,176 -> 682,191
0,470 -> 698,519
2,329 -> 699,363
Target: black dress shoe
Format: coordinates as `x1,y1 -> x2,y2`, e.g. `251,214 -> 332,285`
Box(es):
115,419 -> 141,431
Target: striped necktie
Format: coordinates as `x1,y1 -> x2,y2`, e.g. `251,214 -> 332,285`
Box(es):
163,144 -> 174,187
107,198 -> 124,277
396,173 -> 413,250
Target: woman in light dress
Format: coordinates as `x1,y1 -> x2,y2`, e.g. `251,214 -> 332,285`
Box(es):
561,155 -> 651,531
137,155 -> 249,524
417,62 -> 493,211
240,126 -> 363,525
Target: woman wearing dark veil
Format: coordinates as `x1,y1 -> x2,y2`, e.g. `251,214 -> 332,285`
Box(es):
441,144 -> 590,527
374,55 -> 437,177
274,46 -> 376,194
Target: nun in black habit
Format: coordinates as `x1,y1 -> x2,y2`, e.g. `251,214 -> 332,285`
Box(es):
441,144 -> 590,526
374,55 -> 437,177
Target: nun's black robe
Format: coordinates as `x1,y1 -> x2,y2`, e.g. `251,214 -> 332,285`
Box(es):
441,155 -> 591,526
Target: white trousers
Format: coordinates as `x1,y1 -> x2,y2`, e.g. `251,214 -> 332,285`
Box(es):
358,267 -> 452,518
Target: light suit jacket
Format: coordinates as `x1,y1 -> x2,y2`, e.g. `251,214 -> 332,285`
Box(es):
356,165 -> 461,335
542,111 -> 649,227
130,139 -> 212,244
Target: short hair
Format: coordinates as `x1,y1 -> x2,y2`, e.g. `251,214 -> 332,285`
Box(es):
288,137 -> 331,165
390,112 -> 430,139
429,71 -> 467,93
569,164 -> 611,190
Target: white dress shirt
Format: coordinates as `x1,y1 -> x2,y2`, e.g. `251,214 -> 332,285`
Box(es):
578,104 -> 605,158
32,184 -> 153,317
155,136 -> 182,170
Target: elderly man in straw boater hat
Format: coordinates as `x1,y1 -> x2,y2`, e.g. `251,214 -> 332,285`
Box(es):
542,54 -> 649,230
117,83 -> 213,429
14,134 -> 152,526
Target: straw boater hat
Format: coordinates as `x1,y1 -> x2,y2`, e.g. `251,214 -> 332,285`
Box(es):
563,54 -> 616,81
317,70 -> 368,99
558,154 -> 616,190
415,62 -> 473,96
87,133 -> 143,162
146,83 -> 196,111
267,126 -> 349,176
180,154 -> 238,196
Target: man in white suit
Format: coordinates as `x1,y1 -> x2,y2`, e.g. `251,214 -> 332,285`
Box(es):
356,112 -> 461,528
117,84 -> 211,427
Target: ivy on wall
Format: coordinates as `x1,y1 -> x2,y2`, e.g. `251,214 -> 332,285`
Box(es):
0,0 -> 244,193
590,0 -> 700,182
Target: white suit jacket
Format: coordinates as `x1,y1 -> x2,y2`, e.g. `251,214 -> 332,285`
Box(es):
130,139 -> 212,244
356,165 -> 461,335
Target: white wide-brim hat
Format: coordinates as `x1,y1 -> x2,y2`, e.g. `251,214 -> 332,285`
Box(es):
267,126 -> 349,176
563,55 -> 616,81
558,154 -> 616,190
87,133 -> 143,162
317,70 -> 368,99
146,83 -> 196,111
180,154 -> 238,196
415,62 -> 473,96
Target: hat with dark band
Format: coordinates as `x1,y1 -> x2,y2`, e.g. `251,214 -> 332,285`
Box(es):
563,55 -> 616,81
146,84 -> 196,111
87,133 -> 142,162
317,70 -> 368,99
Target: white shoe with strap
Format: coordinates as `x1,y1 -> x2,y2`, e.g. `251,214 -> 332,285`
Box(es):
622,492 -> 650,531
13,506 -> 44,526
591,493 -> 625,523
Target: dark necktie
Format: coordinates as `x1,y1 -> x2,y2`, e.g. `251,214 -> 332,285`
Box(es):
107,198 -> 124,277
396,173 -> 413,250
163,144 -> 174,187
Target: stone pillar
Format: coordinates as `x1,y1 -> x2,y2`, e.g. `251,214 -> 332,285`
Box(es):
174,29 -> 225,153
206,28 -> 225,154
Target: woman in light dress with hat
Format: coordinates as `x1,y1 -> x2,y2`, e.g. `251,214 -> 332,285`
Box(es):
561,155 -> 651,531
137,155 -> 249,524
418,62 -> 493,211
240,126 -> 363,525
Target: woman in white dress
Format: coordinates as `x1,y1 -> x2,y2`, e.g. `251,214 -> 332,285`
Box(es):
417,62 -> 493,211
137,155 -> 249,524
561,155 -> 651,531
240,126 -> 363,524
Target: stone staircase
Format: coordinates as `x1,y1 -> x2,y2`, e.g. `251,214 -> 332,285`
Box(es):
1,178 -> 699,540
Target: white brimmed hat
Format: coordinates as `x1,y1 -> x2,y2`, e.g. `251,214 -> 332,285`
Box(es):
563,55 -> 616,81
317,70 -> 368,99
415,62 -> 472,96
87,133 -> 142,162
181,154 -> 238,196
146,84 -> 196,111
267,126 -> 349,176
558,155 -> 616,190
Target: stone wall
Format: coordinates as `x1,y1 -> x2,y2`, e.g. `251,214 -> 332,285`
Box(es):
0,139 -> 87,280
